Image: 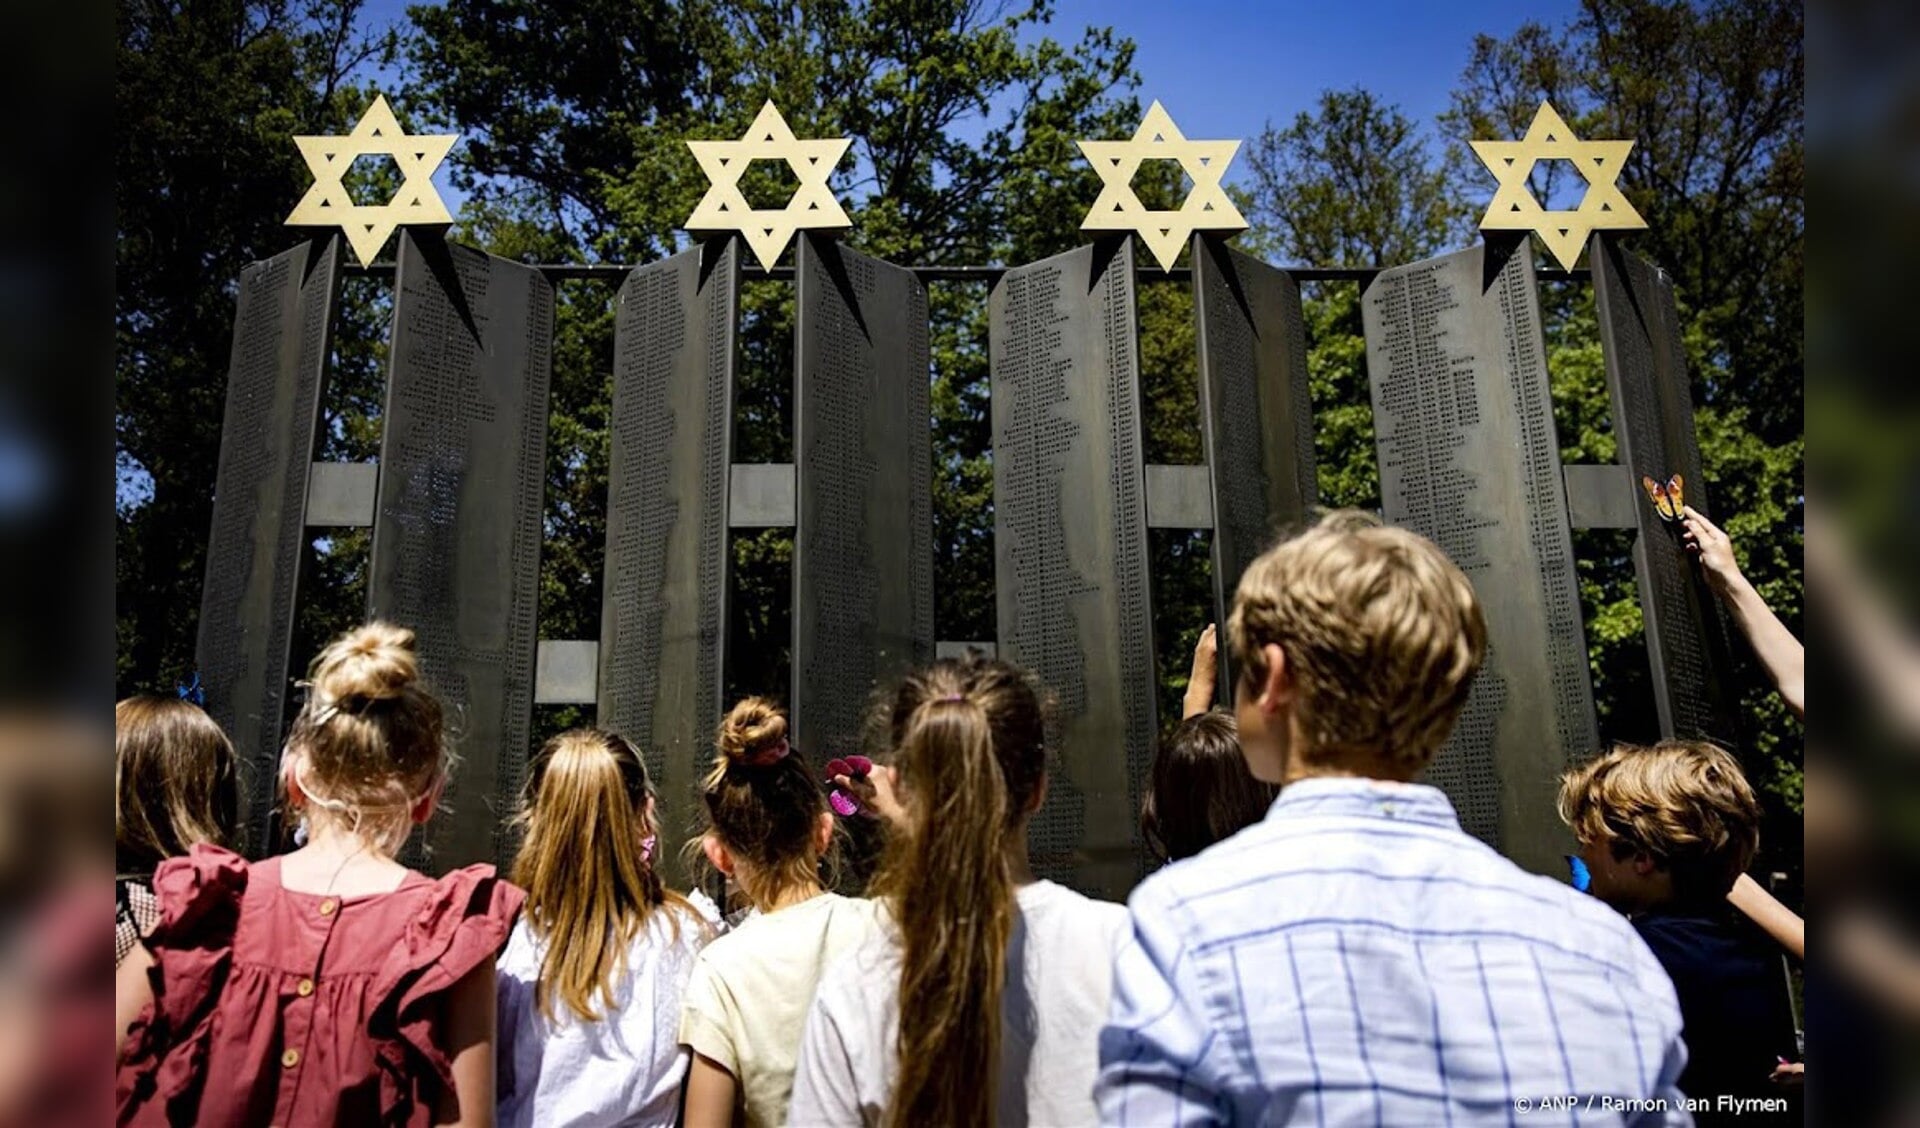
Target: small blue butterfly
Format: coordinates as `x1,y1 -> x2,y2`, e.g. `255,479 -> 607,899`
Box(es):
176,672 -> 205,708
1565,854 -> 1592,893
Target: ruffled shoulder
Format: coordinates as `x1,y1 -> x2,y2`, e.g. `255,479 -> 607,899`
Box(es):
116,845 -> 250,1118
369,865 -> 525,1109
146,844 -> 249,951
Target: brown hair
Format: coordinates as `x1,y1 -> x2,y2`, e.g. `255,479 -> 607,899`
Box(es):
698,697 -> 828,908
1227,509 -> 1486,773
1558,740 -> 1762,902
281,621 -> 448,855
870,655 -> 1047,1128
511,728 -> 697,1024
1141,711 -> 1278,863
115,696 -> 238,877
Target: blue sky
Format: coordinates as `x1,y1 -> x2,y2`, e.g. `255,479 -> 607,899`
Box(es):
356,0 -> 1579,202
1029,0 -> 1577,173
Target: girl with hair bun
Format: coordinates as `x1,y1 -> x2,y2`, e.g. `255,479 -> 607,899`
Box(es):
787,654 -> 1129,1128
496,728 -> 711,1128
677,696 -> 880,1128
116,621 -> 524,1127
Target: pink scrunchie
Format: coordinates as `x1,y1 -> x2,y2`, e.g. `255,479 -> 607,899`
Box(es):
745,738 -> 791,766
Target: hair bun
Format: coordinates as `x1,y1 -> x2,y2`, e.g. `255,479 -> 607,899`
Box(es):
313,621 -> 419,706
717,697 -> 788,765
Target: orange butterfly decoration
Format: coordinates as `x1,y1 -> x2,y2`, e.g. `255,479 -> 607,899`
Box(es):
1640,473 -> 1685,522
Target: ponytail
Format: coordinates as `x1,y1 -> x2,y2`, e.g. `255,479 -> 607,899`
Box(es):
873,657 -> 1047,1128
511,728 -> 690,1024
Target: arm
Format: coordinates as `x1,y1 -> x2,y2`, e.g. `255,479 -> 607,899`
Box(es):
1726,874 -> 1804,961
1095,884 -> 1229,1126
434,962 -> 497,1128
788,993 -> 866,1127
1183,624 -> 1218,720
1681,507 -> 1803,719
680,1053 -> 739,1128
114,943 -> 155,1060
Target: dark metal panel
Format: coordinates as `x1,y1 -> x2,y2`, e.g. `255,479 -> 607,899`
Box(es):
1361,240 -> 1599,876
599,239 -> 740,866
1563,464 -> 1639,530
793,236 -> 935,760
1192,235 -> 1316,700
306,462 -> 378,527
990,239 -> 1157,900
729,463 -> 795,527
534,640 -> 599,705
1144,464 -> 1214,529
1591,234 -> 1736,742
369,231 -> 553,870
197,235 -> 342,855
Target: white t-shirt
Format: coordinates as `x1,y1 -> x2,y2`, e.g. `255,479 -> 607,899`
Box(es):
787,880 -> 1129,1127
496,902 -> 711,1128
677,892 -> 884,1128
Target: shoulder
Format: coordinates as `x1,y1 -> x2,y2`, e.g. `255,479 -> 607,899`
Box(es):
1022,881 -> 1128,941
146,844 -> 251,945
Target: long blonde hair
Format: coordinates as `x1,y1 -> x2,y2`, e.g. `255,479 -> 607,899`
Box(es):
511,728 -> 694,1024
870,656 -> 1047,1128
280,621 -> 449,855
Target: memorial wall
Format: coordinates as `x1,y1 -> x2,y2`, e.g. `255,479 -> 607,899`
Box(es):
196,96 -> 1723,892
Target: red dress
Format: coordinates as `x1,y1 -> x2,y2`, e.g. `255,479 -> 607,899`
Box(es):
116,844 -> 524,1127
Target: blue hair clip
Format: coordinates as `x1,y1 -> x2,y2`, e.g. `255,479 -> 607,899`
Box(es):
1565,854 -> 1592,893
177,672 -> 205,708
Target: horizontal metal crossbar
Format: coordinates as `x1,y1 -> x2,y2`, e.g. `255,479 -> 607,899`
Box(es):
341,261 -> 1590,285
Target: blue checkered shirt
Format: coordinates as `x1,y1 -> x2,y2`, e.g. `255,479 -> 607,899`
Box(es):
1096,778 -> 1692,1126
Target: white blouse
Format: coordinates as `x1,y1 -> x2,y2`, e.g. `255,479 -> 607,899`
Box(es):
496,903 -> 712,1128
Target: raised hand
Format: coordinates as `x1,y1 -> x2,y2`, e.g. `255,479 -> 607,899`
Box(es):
1184,623 -> 1219,720
1680,505 -> 1742,593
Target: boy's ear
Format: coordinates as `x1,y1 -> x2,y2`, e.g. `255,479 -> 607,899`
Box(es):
1256,644 -> 1294,713
1630,851 -> 1661,877
702,834 -> 734,877
814,810 -> 835,855
1026,771 -> 1048,817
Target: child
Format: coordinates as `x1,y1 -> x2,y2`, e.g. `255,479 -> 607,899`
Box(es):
1096,510 -> 1689,1125
115,622 -> 523,1126
1142,624 -> 1280,865
115,695 -> 238,966
677,698 -> 879,1128
1141,711 -> 1278,865
1560,740 -> 1802,1108
788,654 -> 1130,1127
496,728 -> 711,1128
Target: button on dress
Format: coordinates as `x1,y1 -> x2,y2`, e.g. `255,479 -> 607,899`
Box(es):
116,843 -> 524,1127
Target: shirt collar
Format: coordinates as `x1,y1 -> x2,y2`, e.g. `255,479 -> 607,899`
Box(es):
1266,776 -> 1462,831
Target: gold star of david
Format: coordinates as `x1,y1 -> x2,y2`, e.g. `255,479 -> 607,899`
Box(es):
684,102 -> 852,270
284,95 -> 458,266
1470,101 -> 1646,270
1078,101 -> 1247,272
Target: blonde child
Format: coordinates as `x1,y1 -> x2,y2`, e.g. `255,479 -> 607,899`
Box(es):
497,729 -> 710,1127
677,698 -> 879,1128
115,622 -> 522,1126
1096,510 -> 1688,1125
1561,740 -> 1802,1105
788,654 -> 1129,1127
115,695 -> 238,966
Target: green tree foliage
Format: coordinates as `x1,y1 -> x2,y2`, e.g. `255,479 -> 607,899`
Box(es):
117,0 -> 398,695
118,2 -> 1801,879
1237,1 -> 1803,871
407,0 -> 1147,708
